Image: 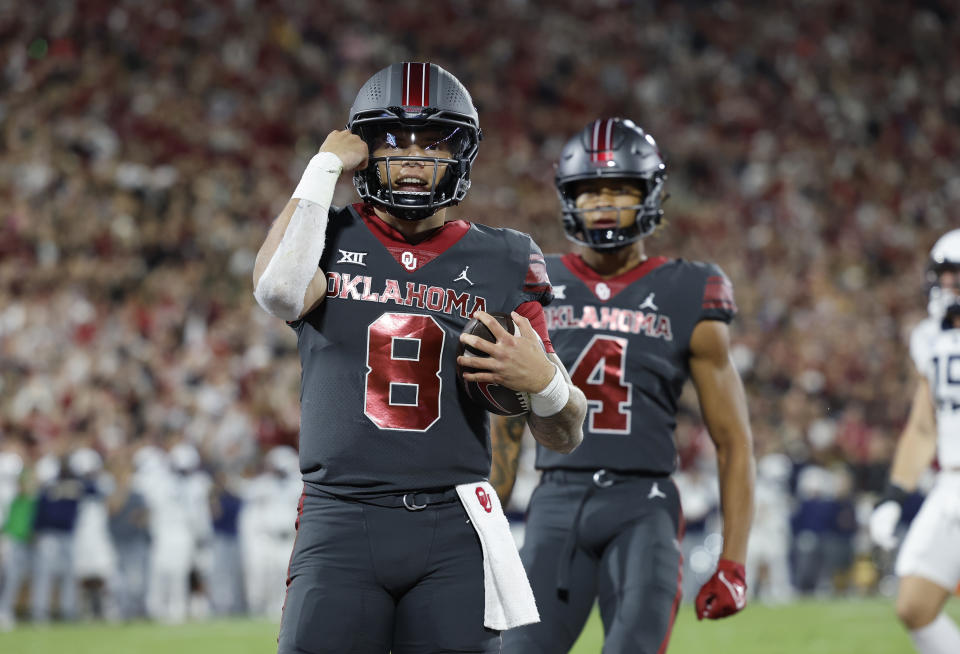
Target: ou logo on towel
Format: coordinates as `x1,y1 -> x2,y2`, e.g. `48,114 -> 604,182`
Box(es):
475,486 -> 492,513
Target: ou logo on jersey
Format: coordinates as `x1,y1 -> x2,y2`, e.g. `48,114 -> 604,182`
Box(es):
401,251 -> 418,271
595,282 -> 611,300
475,486 -> 492,513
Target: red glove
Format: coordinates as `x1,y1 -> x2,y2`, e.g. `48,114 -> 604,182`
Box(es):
695,559 -> 747,620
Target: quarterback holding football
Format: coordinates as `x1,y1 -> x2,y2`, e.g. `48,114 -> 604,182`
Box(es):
253,62 -> 585,654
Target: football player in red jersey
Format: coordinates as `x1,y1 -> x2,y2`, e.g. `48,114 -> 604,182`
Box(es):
494,118 -> 755,653
253,63 -> 586,654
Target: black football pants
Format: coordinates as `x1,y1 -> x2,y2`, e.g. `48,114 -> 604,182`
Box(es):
277,488 -> 500,654
501,472 -> 684,654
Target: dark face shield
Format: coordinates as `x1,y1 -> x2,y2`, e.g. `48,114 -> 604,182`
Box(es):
366,123 -> 470,159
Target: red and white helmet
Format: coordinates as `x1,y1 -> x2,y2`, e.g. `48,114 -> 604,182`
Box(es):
348,62 -> 481,221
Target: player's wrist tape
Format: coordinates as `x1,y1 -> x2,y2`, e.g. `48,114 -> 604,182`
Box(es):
879,482 -> 910,507
530,364 -> 569,417
292,152 -> 343,205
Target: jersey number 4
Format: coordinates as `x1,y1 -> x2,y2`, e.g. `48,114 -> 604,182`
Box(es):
364,313 -> 444,431
569,335 -> 633,434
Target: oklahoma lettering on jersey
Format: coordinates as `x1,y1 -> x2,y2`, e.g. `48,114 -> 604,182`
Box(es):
536,253 -> 736,474
545,303 -> 673,340
289,203 -> 552,497
326,272 -> 487,318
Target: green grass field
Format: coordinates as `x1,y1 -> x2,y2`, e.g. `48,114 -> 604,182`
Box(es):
3,599 -> 958,653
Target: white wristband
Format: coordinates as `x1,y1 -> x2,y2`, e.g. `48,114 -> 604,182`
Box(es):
530,364 -> 570,417
292,152 -> 343,204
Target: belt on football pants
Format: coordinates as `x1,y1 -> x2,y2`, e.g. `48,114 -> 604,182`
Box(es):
545,468 -> 669,602
541,468 -> 669,486
312,487 -> 461,511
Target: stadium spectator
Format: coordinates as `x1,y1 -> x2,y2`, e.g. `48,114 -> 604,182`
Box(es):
142,443 -> 211,624
747,453 -> 795,603
70,448 -> 116,620
0,457 -> 37,631
30,454 -> 88,622
106,454 -> 151,621
208,468 -> 245,617
238,447 -> 298,619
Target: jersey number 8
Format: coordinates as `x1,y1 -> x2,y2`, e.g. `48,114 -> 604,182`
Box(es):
364,313 -> 444,431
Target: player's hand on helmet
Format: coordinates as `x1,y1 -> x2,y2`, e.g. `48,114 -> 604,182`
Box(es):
319,130 -> 368,171
869,483 -> 909,550
457,311 -> 556,394
695,559 -> 747,620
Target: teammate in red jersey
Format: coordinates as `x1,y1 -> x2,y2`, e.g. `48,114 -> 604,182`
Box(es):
253,62 -> 586,654
495,118 -> 755,653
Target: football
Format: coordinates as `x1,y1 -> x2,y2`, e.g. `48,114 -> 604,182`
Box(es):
456,312 -> 531,416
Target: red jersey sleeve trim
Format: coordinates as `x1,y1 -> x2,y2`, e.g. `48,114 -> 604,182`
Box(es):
514,301 -> 554,353
702,275 -> 737,312
523,253 -> 552,295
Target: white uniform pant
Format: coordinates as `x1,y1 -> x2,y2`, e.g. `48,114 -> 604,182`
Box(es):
31,531 -> 76,622
147,532 -> 193,624
245,532 -> 295,618
113,540 -> 150,620
0,537 -> 31,619
210,535 -> 245,616
896,471 -> 960,590
747,531 -> 793,602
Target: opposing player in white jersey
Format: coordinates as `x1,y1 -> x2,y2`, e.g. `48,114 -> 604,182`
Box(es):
870,228 -> 960,654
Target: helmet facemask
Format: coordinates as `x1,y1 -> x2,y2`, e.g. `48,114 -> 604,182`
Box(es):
558,175 -> 665,249
927,262 -> 960,328
352,118 -> 476,220
926,229 -> 960,328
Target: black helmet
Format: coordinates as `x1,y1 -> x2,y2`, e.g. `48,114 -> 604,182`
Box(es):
555,118 -> 666,249
347,62 -> 481,221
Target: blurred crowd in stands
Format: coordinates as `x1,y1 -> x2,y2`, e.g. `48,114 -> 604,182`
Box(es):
0,442 -> 301,627
1,0 -> 958,625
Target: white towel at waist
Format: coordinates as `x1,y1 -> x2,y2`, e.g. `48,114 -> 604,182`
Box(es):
456,481 -> 539,631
